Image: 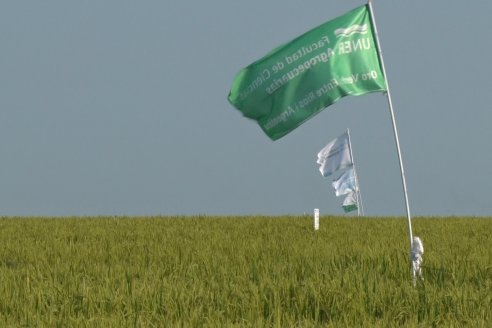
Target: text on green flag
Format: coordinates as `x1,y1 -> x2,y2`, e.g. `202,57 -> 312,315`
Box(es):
228,5 -> 386,140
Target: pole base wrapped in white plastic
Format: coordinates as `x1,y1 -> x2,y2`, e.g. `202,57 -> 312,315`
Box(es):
410,236 -> 424,286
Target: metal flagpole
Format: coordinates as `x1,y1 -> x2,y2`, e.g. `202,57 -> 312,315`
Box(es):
356,173 -> 365,216
346,129 -> 364,216
367,0 -> 413,245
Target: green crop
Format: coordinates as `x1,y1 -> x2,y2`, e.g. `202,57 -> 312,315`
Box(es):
0,216 -> 490,327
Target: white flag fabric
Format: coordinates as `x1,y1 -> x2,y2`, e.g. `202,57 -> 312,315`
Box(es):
342,192 -> 358,213
317,131 -> 352,177
332,168 -> 358,197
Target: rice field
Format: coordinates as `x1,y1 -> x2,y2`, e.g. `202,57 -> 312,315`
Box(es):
0,216 -> 490,327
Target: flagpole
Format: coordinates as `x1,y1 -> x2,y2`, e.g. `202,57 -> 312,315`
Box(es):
356,173 -> 365,216
367,0 -> 413,245
354,169 -> 365,216
346,129 -> 364,216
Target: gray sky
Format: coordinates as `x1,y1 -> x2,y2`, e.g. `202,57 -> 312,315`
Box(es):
2,1 -> 491,216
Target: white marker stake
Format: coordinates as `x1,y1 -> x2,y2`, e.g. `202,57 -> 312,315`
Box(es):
314,208 -> 320,230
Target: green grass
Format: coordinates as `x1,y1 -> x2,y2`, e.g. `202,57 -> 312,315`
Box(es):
0,216 -> 490,327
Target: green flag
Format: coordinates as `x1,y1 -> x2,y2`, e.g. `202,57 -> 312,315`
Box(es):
228,5 -> 386,140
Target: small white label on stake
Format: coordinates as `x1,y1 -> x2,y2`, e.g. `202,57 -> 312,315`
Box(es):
314,208 -> 320,230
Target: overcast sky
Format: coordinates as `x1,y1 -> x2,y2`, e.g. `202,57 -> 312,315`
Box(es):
1,1 -> 491,217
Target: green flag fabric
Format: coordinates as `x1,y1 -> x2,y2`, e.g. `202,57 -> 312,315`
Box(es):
228,5 -> 387,140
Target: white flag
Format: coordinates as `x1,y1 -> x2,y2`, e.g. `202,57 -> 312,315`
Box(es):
332,168 -> 358,197
342,192 -> 358,213
317,131 -> 352,177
